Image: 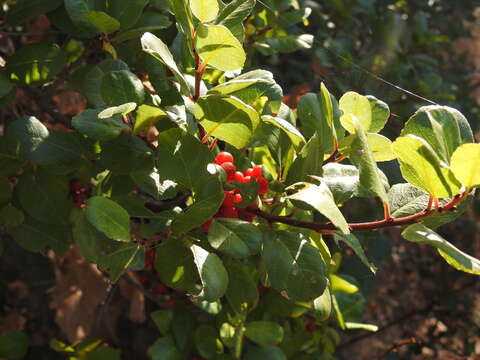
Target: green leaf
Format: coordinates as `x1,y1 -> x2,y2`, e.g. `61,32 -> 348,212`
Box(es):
86,196 -> 130,242
99,242 -> 141,282
225,261 -> 259,312
285,133 -> 323,185
0,136 -> 23,176
191,244 -> 229,302
0,177 -> 12,206
112,12 -> 172,43
392,135 -> 460,198
195,95 -> 260,149
330,274 -> 358,294
99,103 -> 137,118
245,321 -> 284,347
151,336 -> 182,360
262,34 -> 314,54
6,42 -> 66,85
286,182 -> 350,234
141,32 -> 193,95
261,115 -> 305,151
194,325 -> 224,359
262,231 -> 327,301
313,287 -> 332,321
245,346 -> 287,360
84,347 -> 121,360
450,143 -> 480,188
0,332 -> 29,359
349,119 -> 388,203
7,116 -> 84,165
64,0 -> 98,37
334,233 -> 376,273
155,239 -> 199,292
82,11 -> 120,34
17,172 -> 71,225
107,0 -> 149,30
0,204 -> 24,228
6,0 -> 63,25
339,133 -> 396,162
101,70 -> 145,107
401,105 -> 474,165
208,218 -> 262,258
133,105 -> 167,135
345,322 -> 378,332
195,24 -> 246,72
339,91 -> 372,134
388,183 -> 429,218
402,224 -> 480,275
72,109 -> 128,141
214,0 -> 255,29
366,95 -> 390,133
151,310 -> 173,335
11,217 -> 70,253
190,0 -> 219,22
277,7 -> 312,27
165,0 -> 194,39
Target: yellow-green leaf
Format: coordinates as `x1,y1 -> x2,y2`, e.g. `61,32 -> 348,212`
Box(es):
393,135 -> 461,198
339,91 -> 371,133
450,143 -> 480,188
195,24 -> 246,72
190,0 -> 219,22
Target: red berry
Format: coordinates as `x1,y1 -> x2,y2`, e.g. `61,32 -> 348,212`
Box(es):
201,218 -> 213,231
223,191 -> 235,207
215,152 -> 234,165
218,206 -> 238,219
243,175 -> 252,183
233,193 -> 243,206
153,283 -> 168,295
244,168 -> 254,177
221,162 -> 236,181
258,177 -> 269,194
305,322 -> 317,333
252,165 -> 263,179
234,171 -> 245,183
70,179 -> 82,192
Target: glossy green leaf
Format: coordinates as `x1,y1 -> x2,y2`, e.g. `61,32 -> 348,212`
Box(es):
401,105 -> 473,165
156,128 -> 213,190
190,0 -> 219,22
151,310 -> 173,335
225,261 -> 259,312
261,34 -> 314,54
64,0 -> 98,37
450,143 -> 480,188
141,32 -> 193,95
0,204 -> 24,228
330,274 -> 358,294
111,12 -> 172,43
194,325 -> 224,359
339,91 -> 371,134
245,321 -> 284,347
286,182 -> 350,234
191,244 -> 229,302
82,11 -> 120,34
6,42 -> 66,85
86,196 -> 130,242
261,115 -> 305,151
17,172 -> 71,225
214,0 -> 255,29
133,105 -> 167,135
72,109 -> 128,141
6,0 -> 62,25
99,242 -> 141,282
349,119 -> 388,203
208,218 -> 262,258
155,239 -> 199,292
285,133 -> 323,185
388,183 -> 430,218
107,0 -> 149,30
262,231 -> 327,301
165,0 -> 193,39
0,332 -> 29,360
277,7 -> 312,27
195,95 -> 259,148
402,224 -> 480,275
392,135 -> 460,198
366,95 -> 390,133
195,24 -> 246,71
151,336 -> 182,360
101,70 -> 145,107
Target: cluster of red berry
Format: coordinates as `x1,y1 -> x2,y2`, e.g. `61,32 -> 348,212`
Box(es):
69,179 -> 92,209
202,152 -> 269,231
